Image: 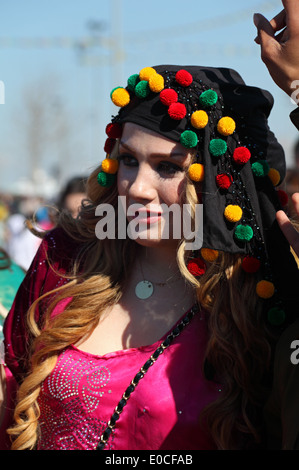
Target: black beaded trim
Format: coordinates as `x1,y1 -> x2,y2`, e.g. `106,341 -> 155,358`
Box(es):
96,303 -> 199,450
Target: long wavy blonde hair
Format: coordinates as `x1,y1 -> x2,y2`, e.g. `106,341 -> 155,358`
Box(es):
7,158 -> 273,450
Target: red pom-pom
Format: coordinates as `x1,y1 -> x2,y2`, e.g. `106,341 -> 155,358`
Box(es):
277,189 -> 289,206
106,122 -> 122,139
216,173 -> 233,189
104,137 -> 116,154
175,69 -> 193,87
187,257 -> 206,276
160,88 -> 178,106
233,147 -> 251,164
168,102 -> 187,120
241,256 -> 261,273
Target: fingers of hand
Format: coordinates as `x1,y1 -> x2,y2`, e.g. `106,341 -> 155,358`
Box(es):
254,13 -> 275,44
276,210 -> 299,253
282,0 -> 299,36
270,9 -> 289,43
291,192 -> 299,215
270,9 -> 286,33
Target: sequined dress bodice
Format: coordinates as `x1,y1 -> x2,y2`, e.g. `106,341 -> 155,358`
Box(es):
2,229 -> 220,450
37,308 -> 221,450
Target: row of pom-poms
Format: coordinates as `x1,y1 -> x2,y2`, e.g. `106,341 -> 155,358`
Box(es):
187,248 -> 286,326
110,67 -> 223,150
97,116 -> 290,219
97,122 -> 122,187
107,66 -> 289,203
188,148 -> 288,245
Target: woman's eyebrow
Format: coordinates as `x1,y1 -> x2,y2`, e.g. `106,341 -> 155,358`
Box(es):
119,140 -> 187,160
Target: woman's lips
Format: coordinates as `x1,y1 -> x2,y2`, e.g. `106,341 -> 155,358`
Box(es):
129,208 -> 162,225
133,210 -> 162,224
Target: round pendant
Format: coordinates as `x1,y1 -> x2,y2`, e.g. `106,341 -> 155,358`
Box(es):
135,280 -> 154,300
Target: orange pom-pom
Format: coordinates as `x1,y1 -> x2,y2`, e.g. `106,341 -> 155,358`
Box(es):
268,168 -> 281,186
139,67 -> 157,81
191,110 -> 208,129
149,73 -> 164,92
188,163 -> 204,182
101,158 -> 119,174
224,205 -> 243,223
111,87 -> 130,107
256,280 -> 275,299
217,116 -> 236,136
200,248 -> 219,262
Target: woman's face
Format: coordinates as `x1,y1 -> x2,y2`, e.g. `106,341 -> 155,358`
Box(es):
117,122 -> 193,248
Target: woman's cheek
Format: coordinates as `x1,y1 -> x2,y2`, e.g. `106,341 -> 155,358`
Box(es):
117,170 -> 128,197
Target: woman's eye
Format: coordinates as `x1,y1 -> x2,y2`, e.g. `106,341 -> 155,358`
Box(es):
158,162 -> 183,175
117,154 -> 183,175
117,154 -> 138,166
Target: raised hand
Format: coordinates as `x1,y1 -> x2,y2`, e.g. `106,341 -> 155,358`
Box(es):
254,0 -> 299,99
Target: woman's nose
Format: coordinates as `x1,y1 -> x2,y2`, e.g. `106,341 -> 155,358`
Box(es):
127,163 -> 157,202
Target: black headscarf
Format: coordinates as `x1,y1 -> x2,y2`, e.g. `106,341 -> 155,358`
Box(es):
104,64 -> 299,328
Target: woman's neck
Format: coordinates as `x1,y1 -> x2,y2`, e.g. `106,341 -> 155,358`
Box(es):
138,245 -> 180,282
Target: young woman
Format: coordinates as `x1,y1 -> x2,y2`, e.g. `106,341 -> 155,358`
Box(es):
1,1 -> 299,449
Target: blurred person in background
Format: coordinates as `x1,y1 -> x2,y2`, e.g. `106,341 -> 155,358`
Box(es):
55,176 -> 87,219
0,248 -> 25,341
5,213 -> 41,272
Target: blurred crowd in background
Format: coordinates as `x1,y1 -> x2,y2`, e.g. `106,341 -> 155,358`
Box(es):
0,175 -> 87,340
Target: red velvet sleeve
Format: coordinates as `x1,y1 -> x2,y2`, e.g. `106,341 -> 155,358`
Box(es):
3,227 -> 78,384
0,227 -> 79,449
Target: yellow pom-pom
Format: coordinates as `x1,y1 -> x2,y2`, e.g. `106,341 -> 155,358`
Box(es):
201,248 -> 219,262
191,110 -> 209,129
188,163 -> 204,182
217,116 -> 236,136
268,168 -> 281,186
139,67 -> 157,81
224,204 -> 242,223
101,158 -> 119,174
149,73 -> 164,93
111,88 -> 130,107
256,280 -> 275,299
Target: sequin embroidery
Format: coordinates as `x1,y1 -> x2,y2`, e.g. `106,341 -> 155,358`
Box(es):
38,349 -> 113,450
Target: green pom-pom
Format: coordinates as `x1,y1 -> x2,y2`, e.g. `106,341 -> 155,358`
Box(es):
180,130 -> 198,148
135,80 -> 150,98
267,307 -> 286,326
199,89 -> 218,107
97,171 -> 116,187
251,160 -> 270,177
127,74 -> 140,91
209,138 -> 227,157
234,224 -> 253,242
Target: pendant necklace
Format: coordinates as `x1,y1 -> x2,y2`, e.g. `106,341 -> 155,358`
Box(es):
135,260 -> 182,300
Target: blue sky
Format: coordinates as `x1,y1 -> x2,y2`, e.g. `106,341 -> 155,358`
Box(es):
0,0 -> 297,196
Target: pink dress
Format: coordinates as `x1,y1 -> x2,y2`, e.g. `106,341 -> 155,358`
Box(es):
1,228 -> 221,450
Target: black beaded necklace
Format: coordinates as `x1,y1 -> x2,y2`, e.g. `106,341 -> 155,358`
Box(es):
96,303 -> 199,450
